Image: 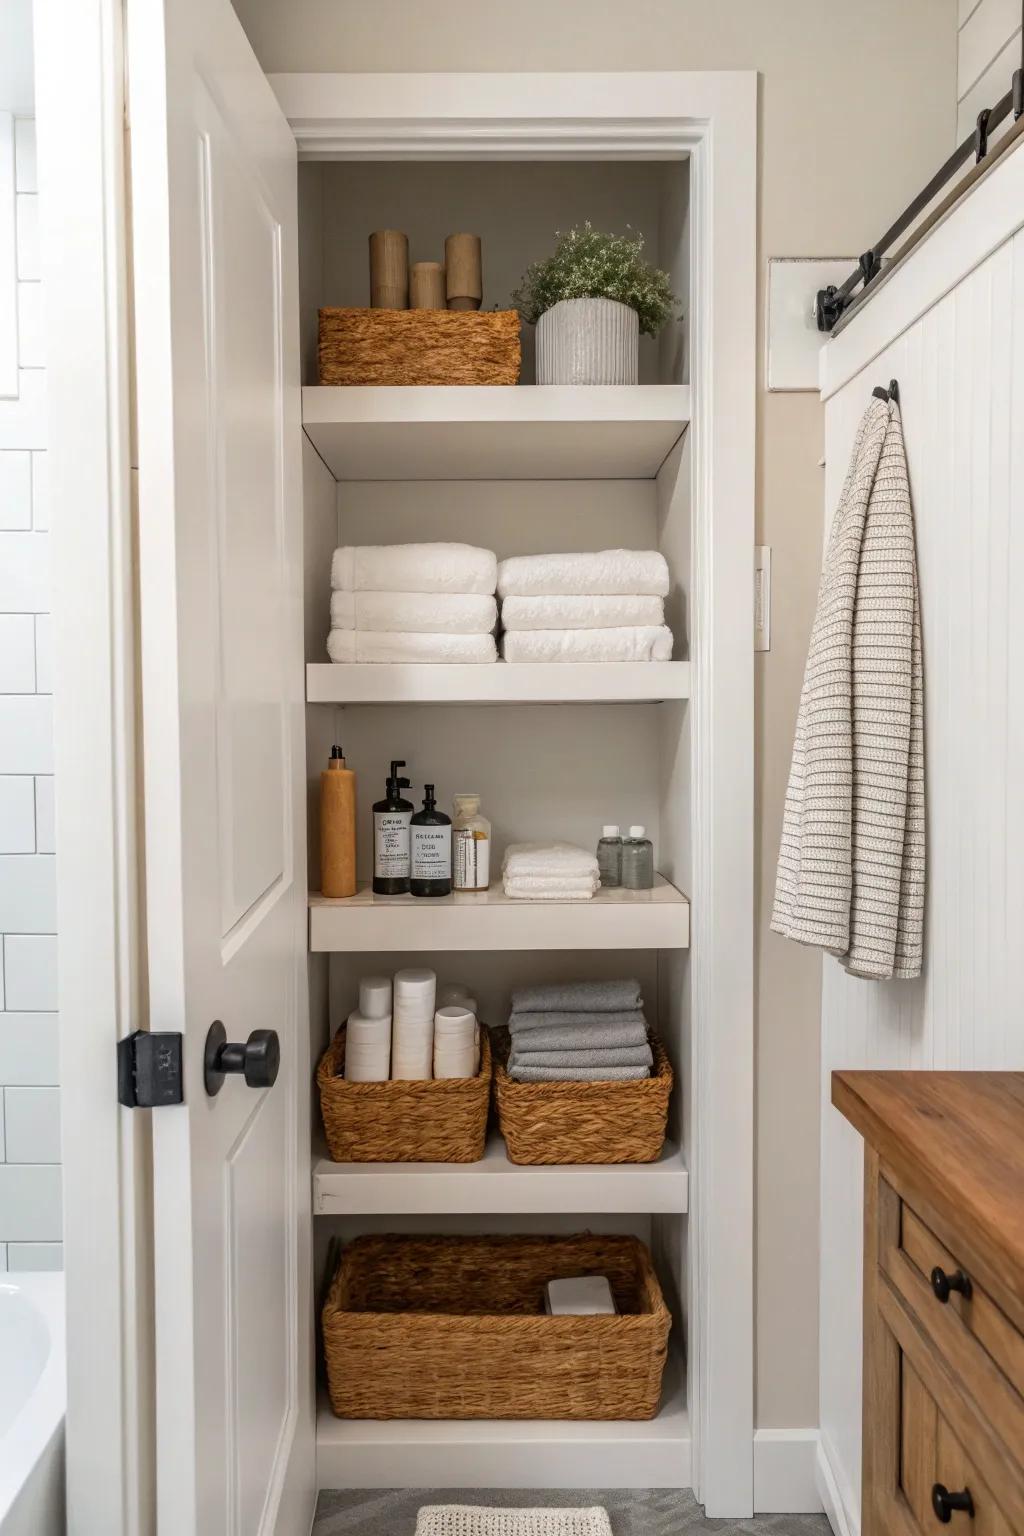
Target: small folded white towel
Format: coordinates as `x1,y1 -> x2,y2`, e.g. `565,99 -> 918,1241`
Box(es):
503,882 -> 596,902
327,630 -> 497,665
330,590 -> 498,635
497,549 -> 669,598
500,873 -> 599,894
502,627 -> 673,663
503,842 -> 600,879
332,543 -> 497,596
500,593 -> 665,631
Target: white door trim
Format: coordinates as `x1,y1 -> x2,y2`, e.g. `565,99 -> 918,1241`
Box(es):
34,0 -> 154,1531
270,70 -> 757,1516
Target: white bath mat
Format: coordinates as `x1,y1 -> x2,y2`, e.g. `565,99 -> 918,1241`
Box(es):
415,1508 -> 613,1536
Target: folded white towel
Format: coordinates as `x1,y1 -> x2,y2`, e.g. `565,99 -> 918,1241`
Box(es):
497,549 -> 669,599
330,590 -> 498,635
500,593 -> 665,631
502,627 -> 673,663
503,882 -> 595,902
500,873 -> 599,894
327,629 -> 497,664
332,543 -> 497,596
503,842 -> 600,879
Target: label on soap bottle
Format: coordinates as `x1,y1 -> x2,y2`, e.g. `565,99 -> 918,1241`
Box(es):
453,828 -> 490,890
411,824 -> 452,881
374,811 -> 411,880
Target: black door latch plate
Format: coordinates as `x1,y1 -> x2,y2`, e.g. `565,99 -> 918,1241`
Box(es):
117,1030 -> 184,1108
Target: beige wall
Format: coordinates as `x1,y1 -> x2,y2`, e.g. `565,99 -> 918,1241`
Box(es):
233,0 -> 958,1429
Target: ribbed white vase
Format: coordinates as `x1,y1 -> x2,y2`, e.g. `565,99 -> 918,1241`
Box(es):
535,298 -> 639,385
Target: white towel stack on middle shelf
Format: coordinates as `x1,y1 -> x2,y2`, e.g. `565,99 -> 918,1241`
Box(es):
327,542 -> 499,665
502,842 -> 601,902
498,549 -> 674,663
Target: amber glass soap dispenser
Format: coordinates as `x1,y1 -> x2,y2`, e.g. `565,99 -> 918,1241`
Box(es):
320,745 -> 357,898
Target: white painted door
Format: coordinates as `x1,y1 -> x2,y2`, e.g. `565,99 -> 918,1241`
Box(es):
126,1 -> 314,1532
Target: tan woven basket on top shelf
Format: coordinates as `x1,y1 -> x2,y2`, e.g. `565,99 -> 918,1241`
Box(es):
492,1028 -> 673,1165
317,1025 -> 492,1163
318,307 -> 521,386
322,1232 -> 671,1420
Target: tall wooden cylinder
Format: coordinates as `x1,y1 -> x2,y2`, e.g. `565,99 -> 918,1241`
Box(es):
369,230 -> 409,309
445,233 -> 482,311
409,261 -> 446,310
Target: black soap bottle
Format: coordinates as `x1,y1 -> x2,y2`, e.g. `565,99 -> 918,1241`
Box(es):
372,760 -> 413,895
410,785 -> 453,898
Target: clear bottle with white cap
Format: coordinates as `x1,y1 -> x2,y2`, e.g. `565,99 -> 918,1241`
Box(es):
621,826 -> 654,890
596,825 -> 622,888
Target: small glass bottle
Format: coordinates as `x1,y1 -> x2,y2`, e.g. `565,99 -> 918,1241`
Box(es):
452,794 -> 491,892
621,825 -> 654,890
597,825 -> 622,888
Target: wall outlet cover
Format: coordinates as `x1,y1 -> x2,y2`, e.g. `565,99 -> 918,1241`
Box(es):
766,258 -> 855,392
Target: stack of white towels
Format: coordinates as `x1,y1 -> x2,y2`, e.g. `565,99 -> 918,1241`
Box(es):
498,549 -> 673,663
327,542 -> 498,665
342,969 -> 481,1082
506,978 -> 653,1082
502,842 -> 601,902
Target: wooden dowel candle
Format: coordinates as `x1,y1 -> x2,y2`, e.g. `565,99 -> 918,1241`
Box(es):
445,233 -> 482,310
369,230 -> 409,309
409,261 -> 446,309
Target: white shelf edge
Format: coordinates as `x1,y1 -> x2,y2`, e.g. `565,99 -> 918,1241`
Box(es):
313,1136 -> 688,1217
315,1347 -> 690,1491
301,382 -> 692,424
305,660 -> 692,705
308,875 -> 690,953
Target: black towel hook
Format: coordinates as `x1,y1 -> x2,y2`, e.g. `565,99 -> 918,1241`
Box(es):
872,378 -> 900,404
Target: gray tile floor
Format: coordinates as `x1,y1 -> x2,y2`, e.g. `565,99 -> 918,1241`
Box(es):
313,1489 -> 833,1536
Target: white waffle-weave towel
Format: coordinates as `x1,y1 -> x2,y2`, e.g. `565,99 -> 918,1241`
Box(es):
415,1508 -> 613,1536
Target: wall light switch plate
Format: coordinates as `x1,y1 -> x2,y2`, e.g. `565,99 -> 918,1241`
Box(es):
754,546 -> 771,652
766,258 -> 855,391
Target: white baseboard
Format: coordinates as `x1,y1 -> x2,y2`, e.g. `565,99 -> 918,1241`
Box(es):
815,1429 -> 859,1536
753,1429 -> 824,1514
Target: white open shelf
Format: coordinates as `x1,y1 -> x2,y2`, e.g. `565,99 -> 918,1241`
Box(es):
315,1348 -> 690,1490
313,1135 -> 688,1216
309,875 -> 689,953
302,384 -> 691,481
306,661 -> 691,705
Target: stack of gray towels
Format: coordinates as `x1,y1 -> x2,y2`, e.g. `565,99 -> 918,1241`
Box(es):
507,978 -> 653,1082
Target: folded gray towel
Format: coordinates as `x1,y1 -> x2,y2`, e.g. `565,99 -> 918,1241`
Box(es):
510,1044 -> 654,1071
509,979 -> 643,1016
509,1063 -> 651,1083
505,1018 -> 649,1051
508,1008 -> 646,1037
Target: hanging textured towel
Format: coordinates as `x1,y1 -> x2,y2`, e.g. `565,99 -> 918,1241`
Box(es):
771,392 -> 925,980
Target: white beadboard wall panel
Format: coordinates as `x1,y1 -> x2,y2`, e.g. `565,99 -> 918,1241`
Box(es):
957,32 -> 1021,138
958,0 -> 1021,94
818,174 -> 1024,1536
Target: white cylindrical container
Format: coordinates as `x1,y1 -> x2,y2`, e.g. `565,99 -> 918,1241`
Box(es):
535,297 -> 639,385
392,967 -> 437,1079
343,1008 -> 392,1082
433,1005 -> 478,1079
358,974 -> 393,1019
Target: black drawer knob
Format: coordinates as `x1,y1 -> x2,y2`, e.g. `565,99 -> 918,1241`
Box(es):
932,1484 -> 974,1523
930,1265 -> 972,1304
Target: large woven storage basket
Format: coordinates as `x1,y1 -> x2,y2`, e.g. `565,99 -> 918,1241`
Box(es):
492,1029 -> 672,1165
318,307 -> 521,386
317,1026 -> 491,1163
322,1233 -> 671,1420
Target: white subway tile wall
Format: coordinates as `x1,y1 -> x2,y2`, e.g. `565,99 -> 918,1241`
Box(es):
0,108 -> 60,1271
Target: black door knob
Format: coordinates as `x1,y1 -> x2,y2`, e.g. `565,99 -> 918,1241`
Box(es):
204,1021 -> 280,1096
931,1265 -> 972,1304
932,1484 -> 974,1523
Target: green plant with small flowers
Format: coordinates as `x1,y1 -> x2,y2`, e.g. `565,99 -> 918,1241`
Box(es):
512,223 -> 679,338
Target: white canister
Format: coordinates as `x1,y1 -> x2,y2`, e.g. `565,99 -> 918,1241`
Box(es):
535,297 -> 639,386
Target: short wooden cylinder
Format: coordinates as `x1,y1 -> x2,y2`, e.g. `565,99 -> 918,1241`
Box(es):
409,261 -> 446,310
445,232 -> 482,309
369,229 -> 409,309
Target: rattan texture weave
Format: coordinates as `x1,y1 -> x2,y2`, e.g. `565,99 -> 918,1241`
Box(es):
322,1233 -> 671,1420
492,1029 -> 672,1165
318,307 -> 521,386
317,1026 -> 492,1164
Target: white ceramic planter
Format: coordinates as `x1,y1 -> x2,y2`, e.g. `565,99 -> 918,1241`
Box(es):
535,297 -> 639,385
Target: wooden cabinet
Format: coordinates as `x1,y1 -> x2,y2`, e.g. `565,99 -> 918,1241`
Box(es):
834,1073 -> 1024,1536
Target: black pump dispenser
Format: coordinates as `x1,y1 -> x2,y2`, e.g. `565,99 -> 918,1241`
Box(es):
410,784 -> 453,899
372,759 -> 414,895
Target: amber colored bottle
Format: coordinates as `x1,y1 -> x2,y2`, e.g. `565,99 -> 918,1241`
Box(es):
320,746 -> 357,898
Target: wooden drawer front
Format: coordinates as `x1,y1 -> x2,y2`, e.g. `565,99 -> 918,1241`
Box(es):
902,1356 -> 1013,1536
879,1182 -> 1024,1472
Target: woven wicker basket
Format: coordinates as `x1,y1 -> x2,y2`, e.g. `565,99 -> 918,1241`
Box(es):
492,1029 -> 672,1166
317,1026 -> 492,1163
322,1233 -> 671,1420
318,308 -> 521,386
